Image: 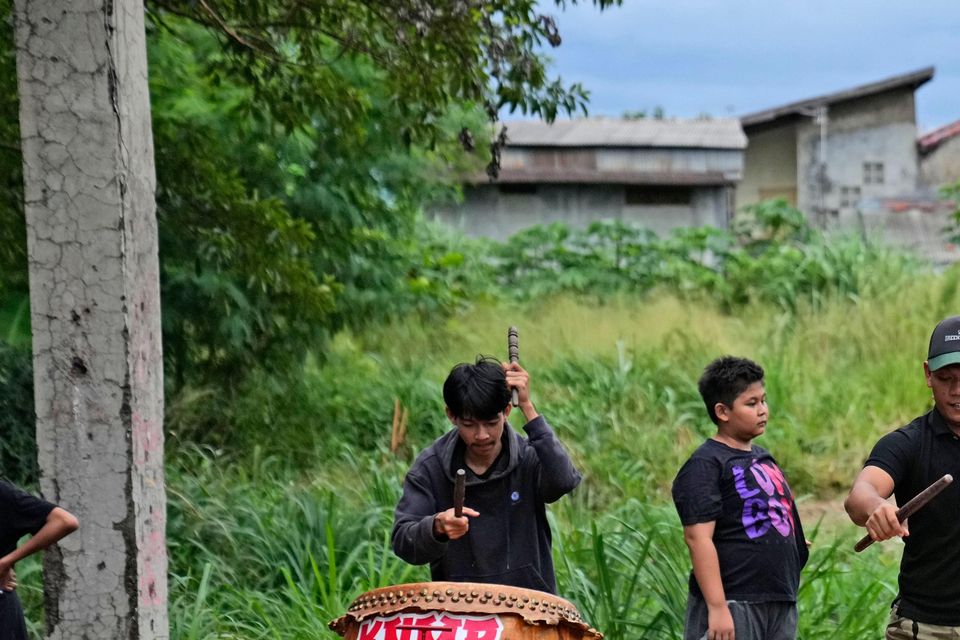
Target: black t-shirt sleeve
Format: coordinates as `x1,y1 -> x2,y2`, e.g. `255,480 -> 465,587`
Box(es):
864,429 -> 915,486
0,481 -> 56,537
672,457 -> 722,525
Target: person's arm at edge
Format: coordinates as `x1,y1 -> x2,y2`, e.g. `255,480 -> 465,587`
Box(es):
0,507 -> 79,588
684,521 -> 735,640
843,465 -> 906,541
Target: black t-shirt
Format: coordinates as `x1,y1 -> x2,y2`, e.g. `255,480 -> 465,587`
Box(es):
672,439 -> 808,603
864,408 -> 960,625
0,481 -> 55,640
0,481 -> 55,557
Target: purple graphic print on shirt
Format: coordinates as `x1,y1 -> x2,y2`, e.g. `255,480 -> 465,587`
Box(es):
732,460 -> 795,539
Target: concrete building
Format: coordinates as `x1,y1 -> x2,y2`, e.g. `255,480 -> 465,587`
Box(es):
919,119 -> 960,189
736,67 -> 934,227
735,67 -> 960,263
435,118 -> 747,240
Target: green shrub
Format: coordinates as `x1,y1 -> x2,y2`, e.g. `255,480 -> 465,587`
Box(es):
487,200 -> 919,312
0,340 -> 36,485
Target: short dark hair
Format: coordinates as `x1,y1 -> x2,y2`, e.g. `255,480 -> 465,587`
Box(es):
698,356 -> 765,425
443,356 -> 511,420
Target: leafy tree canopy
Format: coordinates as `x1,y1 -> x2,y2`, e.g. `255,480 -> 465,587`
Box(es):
149,0 -> 622,143
0,0 -> 623,394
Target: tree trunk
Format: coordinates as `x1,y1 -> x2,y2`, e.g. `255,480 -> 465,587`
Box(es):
14,1 -> 168,638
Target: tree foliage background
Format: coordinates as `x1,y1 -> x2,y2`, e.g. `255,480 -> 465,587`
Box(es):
1,5 -> 951,638
0,0 -> 622,454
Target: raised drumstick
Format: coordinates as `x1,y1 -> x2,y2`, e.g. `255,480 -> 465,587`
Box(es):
854,473 -> 953,552
508,326 -> 519,407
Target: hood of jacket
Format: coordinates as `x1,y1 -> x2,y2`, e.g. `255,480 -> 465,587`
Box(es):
433,421 -> 523,485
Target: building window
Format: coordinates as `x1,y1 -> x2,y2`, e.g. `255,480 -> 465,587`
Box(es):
624,186 -> 692,206
499,184 -> 538,195
840,185 -> 861,208
863,162 -> 884,185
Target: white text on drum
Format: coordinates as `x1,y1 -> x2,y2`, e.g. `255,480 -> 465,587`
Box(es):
358,612 -> 504,640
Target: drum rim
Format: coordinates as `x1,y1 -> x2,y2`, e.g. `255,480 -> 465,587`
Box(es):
328,581 -> 603,639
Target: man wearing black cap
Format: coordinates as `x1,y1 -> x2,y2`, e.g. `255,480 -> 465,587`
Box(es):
845,316 -> 960,639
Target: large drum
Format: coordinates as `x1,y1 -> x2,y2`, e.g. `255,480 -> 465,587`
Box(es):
330,582 -> 603,640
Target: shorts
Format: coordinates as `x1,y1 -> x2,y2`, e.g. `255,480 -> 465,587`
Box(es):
684,592 -> 797,640
886,607 -> 960,639
0,590 -> 29,640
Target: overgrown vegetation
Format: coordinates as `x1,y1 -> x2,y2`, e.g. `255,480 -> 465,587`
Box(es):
5,214 -> 943,638
6,188 -> 946,637
0,0 -> 955,636
155,259 -> 943,639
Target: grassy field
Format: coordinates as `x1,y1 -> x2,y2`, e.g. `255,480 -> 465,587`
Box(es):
11,237 -> 957,638
146,269 -> 960,639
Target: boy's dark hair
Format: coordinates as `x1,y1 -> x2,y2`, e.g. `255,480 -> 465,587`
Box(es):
698,356 -> 765,425
443,356 -> 511,420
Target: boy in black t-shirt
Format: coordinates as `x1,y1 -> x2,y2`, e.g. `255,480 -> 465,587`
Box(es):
0,480 -> 79,640
672,357 -> 807,640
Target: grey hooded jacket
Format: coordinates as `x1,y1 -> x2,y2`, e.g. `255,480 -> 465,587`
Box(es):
391,415 -> 581,594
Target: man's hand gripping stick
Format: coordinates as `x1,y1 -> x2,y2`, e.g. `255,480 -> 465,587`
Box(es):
854,473 -> 953,552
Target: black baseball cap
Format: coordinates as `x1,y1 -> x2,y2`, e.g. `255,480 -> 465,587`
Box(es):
928,316 -> 960,371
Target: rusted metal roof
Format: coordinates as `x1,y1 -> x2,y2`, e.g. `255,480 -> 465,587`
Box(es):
501,117 -> 746,150
741,66 -> 934,128
918,119 -> 960,154
468,168 -> 738,186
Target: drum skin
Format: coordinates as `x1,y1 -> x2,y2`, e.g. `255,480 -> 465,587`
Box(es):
330,582 -> 603,640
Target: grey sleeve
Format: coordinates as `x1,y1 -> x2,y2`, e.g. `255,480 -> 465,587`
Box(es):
391,470 -> 448,565
523,415 -> 582,503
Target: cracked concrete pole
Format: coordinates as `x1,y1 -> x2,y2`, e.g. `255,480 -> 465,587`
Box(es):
13,1 -> 168,638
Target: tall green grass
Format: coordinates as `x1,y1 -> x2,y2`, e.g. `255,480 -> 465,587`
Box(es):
276,273 -> 955,499
166,448 -> 428,639
15,253 -> 959,639
152,273 -> 960,640
159,454 -> 900,639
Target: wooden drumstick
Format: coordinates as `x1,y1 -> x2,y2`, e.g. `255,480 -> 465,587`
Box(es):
854,473 -> 953,552
453,468 -> 466,518
508,326 -> 519,407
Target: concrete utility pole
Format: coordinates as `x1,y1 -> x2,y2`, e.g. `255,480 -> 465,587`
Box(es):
14,2 -> 168,638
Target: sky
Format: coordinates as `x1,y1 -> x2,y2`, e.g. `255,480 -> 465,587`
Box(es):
541,0 -> 960,133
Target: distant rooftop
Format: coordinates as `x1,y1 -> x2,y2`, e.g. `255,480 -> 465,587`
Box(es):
502,117 -> 747,150
741,66 -> 935,128
918,118 -> 960,154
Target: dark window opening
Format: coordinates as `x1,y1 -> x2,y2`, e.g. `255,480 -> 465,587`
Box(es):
863,161 -> 884,185
625,186 -> 692,205
499,184 -> 538,195
840,185 -> 861,208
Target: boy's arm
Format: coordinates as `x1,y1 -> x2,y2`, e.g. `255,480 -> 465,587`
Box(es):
392,471 -> 455,565
844,465 -> 906,540
505,362 -> 582,502
683,521 -> 735,640
0,507 -> 79,589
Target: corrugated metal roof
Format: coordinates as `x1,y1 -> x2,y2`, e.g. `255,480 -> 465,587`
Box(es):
468,169 -> 738,186
741,67 -> 934,128
501,117 -> 747,150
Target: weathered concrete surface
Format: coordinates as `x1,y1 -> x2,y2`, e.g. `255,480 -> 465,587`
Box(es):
14,1 -> 168,637
436,183 -> 733,240
921,135 -> 960,189
736,121 -> 798,210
